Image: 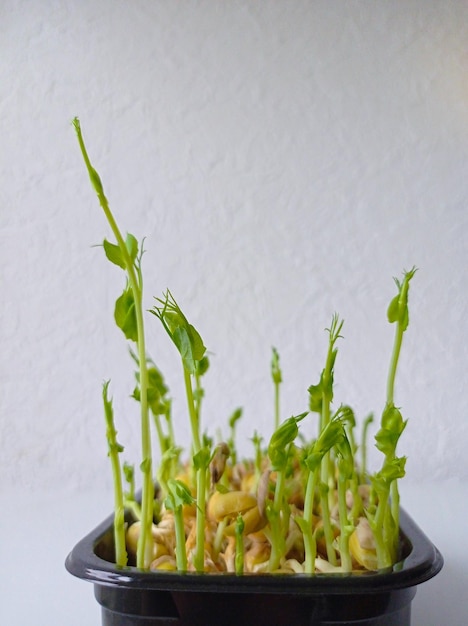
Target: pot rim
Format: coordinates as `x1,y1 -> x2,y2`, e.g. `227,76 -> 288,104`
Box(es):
65,507 -> 443,595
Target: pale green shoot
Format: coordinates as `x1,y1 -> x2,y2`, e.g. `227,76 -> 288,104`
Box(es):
235,513 -> 245,575
376,267 -> 415,554
267,412 -> 307,570
193,445 -> 213,572
165,478 -> 196,571
271,347 -> 282,431
102,381 -> 127,568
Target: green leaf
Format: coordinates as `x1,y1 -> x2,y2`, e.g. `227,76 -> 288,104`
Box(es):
114,287 -> 138,342
165,478 -> 195,510
317,419 -> 344,453
268,412 -> 307,470
195,355 -> 210,377
387,294 -> 400,324
308,380 -> 323,412
387,267 -> 417,330
371,456 -> 407,492
125,233 -> 138,263
304,450 -> 322,472
375,405 -> 407,455
193,445 -> 212,471
229,407 -> 243,430
294,516 -> 312,534
103,239 -> 126,269
152,291 -> 206,374
271,347 -> 282,384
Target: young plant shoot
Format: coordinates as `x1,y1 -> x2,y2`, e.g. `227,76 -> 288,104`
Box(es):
102,381 -> 127,568
73,119 -> 419,577
73,118 -> 154,569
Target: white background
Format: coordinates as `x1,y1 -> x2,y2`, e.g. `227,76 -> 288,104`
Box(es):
1,1 -> 467,624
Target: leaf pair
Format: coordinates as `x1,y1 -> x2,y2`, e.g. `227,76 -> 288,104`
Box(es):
308,314 -> 344,412
268,412 -> 307,471
387,267 -> 417,330
103,234 -> 141,342
151,290 -> 206,374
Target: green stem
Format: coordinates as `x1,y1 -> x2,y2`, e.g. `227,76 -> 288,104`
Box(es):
372,495 -> 392,568
184,368 -> 201,454
360,414 -> 374,484
173,507 -> 188,571
235,514 -> 245,575
73,118 -> 153,569
268,469 -> 286,571
319,481 -> 337,566
194,467 -> 207,572
103,383 -> 127,567
302,468 -> 318,573
337,474 -> 352,571
274,383 -> 280,432
386,325 -> 403,406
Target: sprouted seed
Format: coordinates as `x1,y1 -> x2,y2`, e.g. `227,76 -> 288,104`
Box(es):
73,117 -> 416,575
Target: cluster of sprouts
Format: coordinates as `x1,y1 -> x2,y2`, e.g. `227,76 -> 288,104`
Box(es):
74,118 -> 415,575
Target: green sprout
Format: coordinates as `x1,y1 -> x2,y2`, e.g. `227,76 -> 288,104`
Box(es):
165,479 -> 196,571
102,381 -> 127,568
235,513 -> 245,575
151,290 -> 206,455
71,129 -> 418,578
307,314 -> 344,566
267,412 -> 307,571
271,347 -> 282,432
193,445 -> 213,572
73,117 -> 154,570
375,267 -> 416,557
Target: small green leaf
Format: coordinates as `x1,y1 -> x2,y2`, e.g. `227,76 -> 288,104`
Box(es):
229,407 -> 243,430
195,355 -> 210,377
375,405 -> 407,455
165,478 -> 195,510
125,233 -> 139,263
271,347 -> 282,385
103,239 -> 126,269
304,450 -> 322,472
114,287 -> 138,342
387,267 -> 417,330
268,412 -> 307,470
294,516 -> 311,534
387,294 -> 400,324
193,445 -> 212,471
152,291 -> 206,374
308,381 -> 323,412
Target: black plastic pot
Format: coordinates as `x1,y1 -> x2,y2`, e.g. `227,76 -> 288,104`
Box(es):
66,508 -> 442,626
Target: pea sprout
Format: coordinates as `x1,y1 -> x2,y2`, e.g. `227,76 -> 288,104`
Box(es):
73,118 -> 419,577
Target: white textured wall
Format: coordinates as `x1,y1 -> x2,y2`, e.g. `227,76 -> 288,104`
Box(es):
1,0 -> 467,497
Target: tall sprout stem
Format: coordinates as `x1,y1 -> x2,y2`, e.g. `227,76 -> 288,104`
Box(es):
194,467 -> 207,572
73,118 -> 153,569
173,508 -> 188,571
184,369 -> 201,455
302,468 -> 318,573
337,473 -> 352,571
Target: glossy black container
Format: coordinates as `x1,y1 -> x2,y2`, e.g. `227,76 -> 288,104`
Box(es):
66,508 -> 442,626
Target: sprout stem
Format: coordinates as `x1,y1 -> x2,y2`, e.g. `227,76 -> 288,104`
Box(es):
103,382 -> 127,567
73,118 -> 153,569
184,368 -> 201,455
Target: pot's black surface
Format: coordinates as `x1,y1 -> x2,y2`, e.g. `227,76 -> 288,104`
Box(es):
66,508 -> 442,626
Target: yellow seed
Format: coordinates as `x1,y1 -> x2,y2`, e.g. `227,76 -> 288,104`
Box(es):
207,490 -> 257,522
349,529 -> 378,571
224,505 -> 266,536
